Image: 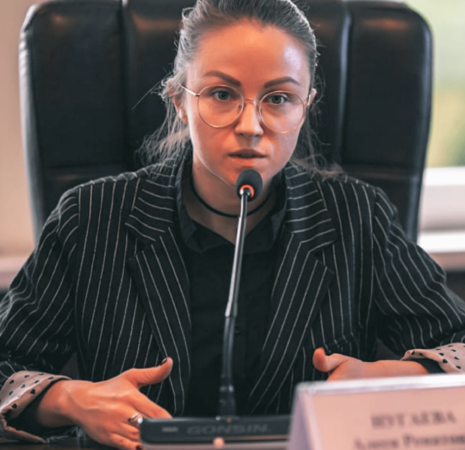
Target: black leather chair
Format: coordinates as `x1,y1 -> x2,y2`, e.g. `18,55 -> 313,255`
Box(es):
20,0 -> 432,243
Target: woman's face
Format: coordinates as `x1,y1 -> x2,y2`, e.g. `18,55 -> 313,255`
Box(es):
178,21 -> 315,201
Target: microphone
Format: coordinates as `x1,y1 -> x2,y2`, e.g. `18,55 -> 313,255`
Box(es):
140,170 -> 290,448
219,170 -> 263,418
235,169 -> 263,201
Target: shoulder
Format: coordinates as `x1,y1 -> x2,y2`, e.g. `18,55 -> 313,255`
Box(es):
284,164 -> 381,209
283,164 -> 402,242
60,161 -> 178,205
43,162 -> 179,239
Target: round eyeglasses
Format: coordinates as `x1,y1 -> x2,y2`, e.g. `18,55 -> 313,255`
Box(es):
181,85 -> 310,134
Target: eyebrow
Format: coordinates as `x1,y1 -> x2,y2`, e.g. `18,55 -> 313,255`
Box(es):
203,71 -> 241,86
202,71 -> 301,88
264,77 -> 302,88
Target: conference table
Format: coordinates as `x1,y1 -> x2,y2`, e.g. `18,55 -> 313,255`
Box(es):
0,438 -> 288,450
0,414 -> 290,450
0,438 -> 103,450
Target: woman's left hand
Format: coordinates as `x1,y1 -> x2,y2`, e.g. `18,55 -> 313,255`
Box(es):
312,347 -> 428,381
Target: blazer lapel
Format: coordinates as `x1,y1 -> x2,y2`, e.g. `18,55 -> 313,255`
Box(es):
125,172 -> 192,415
248,170 -> 337,414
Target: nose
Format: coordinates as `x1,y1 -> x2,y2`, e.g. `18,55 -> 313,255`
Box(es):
234,99 -> 264,136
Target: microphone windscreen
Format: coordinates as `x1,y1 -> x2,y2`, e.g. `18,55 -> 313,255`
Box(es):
235,170 -> 263,201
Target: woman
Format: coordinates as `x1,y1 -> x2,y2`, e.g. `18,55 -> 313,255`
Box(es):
1,0 -> 465,449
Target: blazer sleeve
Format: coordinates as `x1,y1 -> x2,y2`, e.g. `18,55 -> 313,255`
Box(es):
0,189 -> 79,440
371,188 -> 465,372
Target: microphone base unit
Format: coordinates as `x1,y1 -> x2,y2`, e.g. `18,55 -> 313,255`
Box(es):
140,414 -> 289,449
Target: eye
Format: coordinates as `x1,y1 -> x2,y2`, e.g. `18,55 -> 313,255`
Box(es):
214,90 -> 231,101
265,92 -> 290,105
204,86 -> 240,102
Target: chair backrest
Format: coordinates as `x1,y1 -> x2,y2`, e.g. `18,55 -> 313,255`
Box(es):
20,0 -> 432,242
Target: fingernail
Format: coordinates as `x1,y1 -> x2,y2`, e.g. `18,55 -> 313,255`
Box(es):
161,357 -> 168,365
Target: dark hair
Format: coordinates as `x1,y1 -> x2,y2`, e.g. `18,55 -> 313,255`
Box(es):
142,0 -> 337,175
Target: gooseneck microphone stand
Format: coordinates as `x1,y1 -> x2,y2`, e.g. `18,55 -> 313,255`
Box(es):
219,176 -> 257,417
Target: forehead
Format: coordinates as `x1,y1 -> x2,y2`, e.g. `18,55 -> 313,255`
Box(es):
186,20 -> 311,91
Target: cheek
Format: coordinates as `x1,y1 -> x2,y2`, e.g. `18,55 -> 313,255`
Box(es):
276,133 -> 300,162
188,116 -> 219,164
183,96 -> 205,139
186,109 -> 205,147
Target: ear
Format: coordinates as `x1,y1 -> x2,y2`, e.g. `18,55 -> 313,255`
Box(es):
172,95 -> 189,125
307,88 -> 317,107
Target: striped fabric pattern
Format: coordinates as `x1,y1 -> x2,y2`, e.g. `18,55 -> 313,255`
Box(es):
1,162 -> 465,427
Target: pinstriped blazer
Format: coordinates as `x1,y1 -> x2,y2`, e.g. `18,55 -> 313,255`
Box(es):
1,161 -> 465,418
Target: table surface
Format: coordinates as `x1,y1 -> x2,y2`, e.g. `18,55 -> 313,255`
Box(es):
0,438 -> 287,450
0,437 -> 105,449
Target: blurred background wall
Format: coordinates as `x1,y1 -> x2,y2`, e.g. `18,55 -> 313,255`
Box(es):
0,0 -> 37,288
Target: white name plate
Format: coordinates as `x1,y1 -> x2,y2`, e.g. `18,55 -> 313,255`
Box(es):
288,374 -> 465,450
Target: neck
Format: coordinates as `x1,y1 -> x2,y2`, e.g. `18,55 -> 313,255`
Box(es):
189,176 -> 271,219
182,175 -> 275,243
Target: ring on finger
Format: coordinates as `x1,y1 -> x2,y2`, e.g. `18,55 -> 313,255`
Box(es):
128,412 -> 144,428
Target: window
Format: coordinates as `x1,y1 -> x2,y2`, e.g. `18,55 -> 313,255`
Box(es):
408,0 -> 465,270
407,0 -> 465,168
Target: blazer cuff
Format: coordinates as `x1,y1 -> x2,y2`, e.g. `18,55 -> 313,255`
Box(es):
0,371 -> 70,442
402,343 -> 465,373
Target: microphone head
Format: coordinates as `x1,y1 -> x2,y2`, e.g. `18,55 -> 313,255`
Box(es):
235,170 -> 263,201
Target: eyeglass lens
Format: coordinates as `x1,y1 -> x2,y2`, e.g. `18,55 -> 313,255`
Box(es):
197,86 -> 306,133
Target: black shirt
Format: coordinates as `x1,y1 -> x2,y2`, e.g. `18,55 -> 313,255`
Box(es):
175,166 -> 287,416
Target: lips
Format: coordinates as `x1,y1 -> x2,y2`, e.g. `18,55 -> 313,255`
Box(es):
229,150 -> 265,158
235,154 -> 255,159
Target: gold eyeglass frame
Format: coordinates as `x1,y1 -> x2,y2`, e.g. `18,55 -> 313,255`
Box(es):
181,84 -> 311,134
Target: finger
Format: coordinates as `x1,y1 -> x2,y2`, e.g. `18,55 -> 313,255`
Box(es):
131,391 -> 172,419
313,347 -> 349,373
312,347 -> 330,372
86,427 -> 140,450
124,358 -> 173,389
106,433 -> 141,450
122,423 -> 142,442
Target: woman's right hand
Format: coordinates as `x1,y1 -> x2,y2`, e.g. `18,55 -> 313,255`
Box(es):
34,358 -> 173,450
